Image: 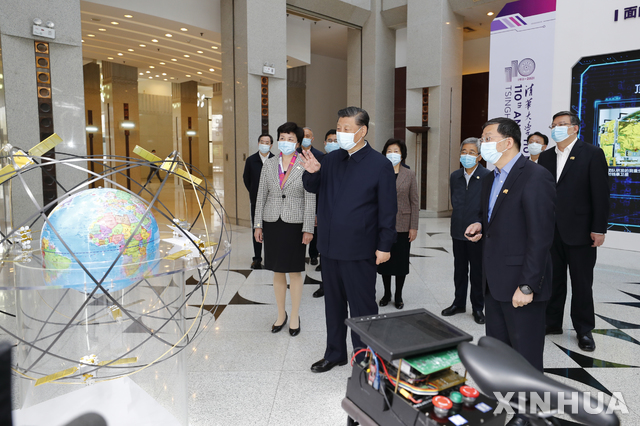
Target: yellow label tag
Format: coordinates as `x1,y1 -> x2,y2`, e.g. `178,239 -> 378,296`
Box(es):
165,249 -> 191,260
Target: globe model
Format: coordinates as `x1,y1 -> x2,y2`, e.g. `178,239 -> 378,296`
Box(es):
40,188 -> 161,292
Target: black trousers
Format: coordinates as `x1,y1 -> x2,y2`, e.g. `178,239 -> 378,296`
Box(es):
485,290 -> 546,372
545,228 -> 597,335
452,238 -> 484,312
250,202 -> 263,262
146,167 -> 162,183
308,226 -> 319,259
322,256 -> 378,363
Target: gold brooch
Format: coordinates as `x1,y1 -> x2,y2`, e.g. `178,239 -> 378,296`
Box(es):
570,156 -> 575,160
503,189 -> 509,194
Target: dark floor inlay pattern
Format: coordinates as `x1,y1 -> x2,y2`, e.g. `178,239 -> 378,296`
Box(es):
228,291 -> 267,305
229,269 -> 253,279
187,304 -> 226,320
419,246 -> 449,253
304,275 -> 322,285
544,368 -> 612,396
409,254 -> 432,258
426,232 -> 444,237
592,328 -> 640,345
553,343 -> 639,369
596,314 -> 640,330
185,275 -> 199,285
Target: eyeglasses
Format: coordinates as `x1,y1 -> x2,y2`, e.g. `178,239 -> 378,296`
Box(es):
548,122 -> 573,129
478,136 -> 505,144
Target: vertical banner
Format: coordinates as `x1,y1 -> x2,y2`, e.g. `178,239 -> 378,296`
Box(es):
488,0 -> 557,156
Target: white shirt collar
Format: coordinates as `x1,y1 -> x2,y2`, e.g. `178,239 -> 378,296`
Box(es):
348,141 -> 368,156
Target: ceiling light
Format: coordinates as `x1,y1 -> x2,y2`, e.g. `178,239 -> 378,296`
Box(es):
111,21 -> 119,25
124,14 -> 133,18
87,34 -> 95,37
81,39 -> 84,43
197,50 -> 203,54
180,28 -> 188,32
162,72 -> 167,75
154,75 -> 158,77
159,62 -> 166,65
139,72 -> 144,75
170,77 -> 175,79
197,71 -> 202,74
99,28 -> 107,31
165,33 -> 172,37
152,39 -> 158,42
186,74 -> 191,77
139,44 -> 146,47
90,18 -> 100,22
209,68 -> 214,71
107,56 -> 114,60
148,76 -> 152,79
146,71 -> 150,73
487,11 -> 494,16
149,65 -> 155,68
164,79 -> 167,81
171,58 -> 177,61
127,48 -> 134,52
117,53 -> 124,56
212,46 -> 218,49
184,54 -> 190,58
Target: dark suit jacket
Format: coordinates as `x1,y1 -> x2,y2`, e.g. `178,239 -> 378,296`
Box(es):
538,140 -> 609,246
480,155 -> 556,302
450,164 -> 491,240
303,143 -> 397,261
242,151 -> 274,205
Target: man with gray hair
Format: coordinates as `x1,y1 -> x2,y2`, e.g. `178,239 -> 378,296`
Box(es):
442,137 -> 490,324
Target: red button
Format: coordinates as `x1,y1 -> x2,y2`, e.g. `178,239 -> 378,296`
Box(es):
432,395 -> 453,410
460,385 -> 479,398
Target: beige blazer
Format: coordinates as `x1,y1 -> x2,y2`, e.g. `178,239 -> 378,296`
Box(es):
395,166 -> 419,232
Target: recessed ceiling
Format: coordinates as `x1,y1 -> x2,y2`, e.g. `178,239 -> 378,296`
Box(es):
80,1 -> 221,85
310,20 -> 348,61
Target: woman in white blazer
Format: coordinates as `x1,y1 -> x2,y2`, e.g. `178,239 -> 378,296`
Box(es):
254,122 -> 316,336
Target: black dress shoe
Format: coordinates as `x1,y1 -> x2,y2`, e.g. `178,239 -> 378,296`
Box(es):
289,318 -> 300,336
395,299 -> 404,310
441,305 -> 466,316
312,287 -> 324,298
379,296 -> 391,307
545,326 -> 563,335
315,263 -> 322,271
250,261 -> 263,270
578,332 -> 596,352
506,415 -> 530,426
473,310 -> 485,324
310,358 -> 348,373
271,312 -> 287,333
310,257 -> 318,265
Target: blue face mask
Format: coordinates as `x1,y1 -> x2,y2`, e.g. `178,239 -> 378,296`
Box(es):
301,138 -> 312,148
386,153 -> 402,166
278,141 -> 296,155
325,142 -> 339,153
460,154 -> 477,169
258,144 -> 271,154
528,142 -> 543,156
551,126 -> 572,143
480,139 -> 508,165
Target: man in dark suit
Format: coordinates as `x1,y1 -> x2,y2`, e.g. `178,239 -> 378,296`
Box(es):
242,133 -> 274,269
538,111 -> 609,352
301,107 -> 397,373
466,117 -> 555,375
297,127 -> 325,279
443,137 -> 490,324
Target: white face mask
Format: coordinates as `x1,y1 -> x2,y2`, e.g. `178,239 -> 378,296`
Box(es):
301,138 -> 312,148
386,153 -> 401,166
337,127 -> 362,151
258,144 -> 271,154
528,142 -> 543,156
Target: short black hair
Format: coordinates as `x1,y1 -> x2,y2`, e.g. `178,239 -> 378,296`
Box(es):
527,132 -> 548,146
482,117 -> 521,149
258,133 -> 273,144
325,129 -> 337,140
382,138 -> 407,161
276,122 -> 304,143
552,111 -> 580,127
337,107 -> 369,129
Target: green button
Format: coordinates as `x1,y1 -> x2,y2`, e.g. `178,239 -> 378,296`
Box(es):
449,391 -> 463,404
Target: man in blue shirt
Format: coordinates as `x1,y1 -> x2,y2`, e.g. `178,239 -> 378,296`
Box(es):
465,118 -> 555,372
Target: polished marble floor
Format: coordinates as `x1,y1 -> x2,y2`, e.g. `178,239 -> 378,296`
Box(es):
3,209 -> 640,425
183,217 -> 640,426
